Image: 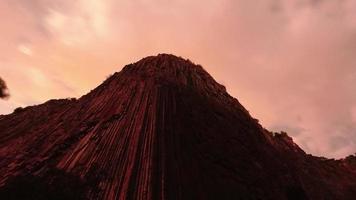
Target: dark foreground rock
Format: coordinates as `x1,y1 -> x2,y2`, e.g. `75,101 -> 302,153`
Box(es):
0,54 -> 356,200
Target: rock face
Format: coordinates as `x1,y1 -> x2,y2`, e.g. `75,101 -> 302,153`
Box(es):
0,54 -> 356,200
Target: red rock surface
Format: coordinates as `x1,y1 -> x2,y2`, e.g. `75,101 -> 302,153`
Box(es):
0,54 -> 356,199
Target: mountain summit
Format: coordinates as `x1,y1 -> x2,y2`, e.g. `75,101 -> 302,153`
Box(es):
0,54 -> 356,200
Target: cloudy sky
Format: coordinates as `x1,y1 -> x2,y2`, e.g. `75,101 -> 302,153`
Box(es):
1,0 -> 356,158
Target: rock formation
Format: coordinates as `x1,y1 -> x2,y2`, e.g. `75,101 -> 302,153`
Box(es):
0,54 -> 356,200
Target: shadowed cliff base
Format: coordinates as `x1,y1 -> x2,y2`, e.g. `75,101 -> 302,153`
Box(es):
0,54 -> 356,200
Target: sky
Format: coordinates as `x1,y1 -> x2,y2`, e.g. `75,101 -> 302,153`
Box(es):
0,0 -> 356,158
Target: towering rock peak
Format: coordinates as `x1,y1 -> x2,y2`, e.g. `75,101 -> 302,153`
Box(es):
99,53 -> 228,98
0,54 -> 356,200
121,53 -> 205,77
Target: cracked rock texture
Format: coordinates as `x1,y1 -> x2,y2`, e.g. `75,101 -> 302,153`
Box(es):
1,54 -> 356,200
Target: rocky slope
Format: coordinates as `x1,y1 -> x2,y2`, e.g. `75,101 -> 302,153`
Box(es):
0,54 -> 356,200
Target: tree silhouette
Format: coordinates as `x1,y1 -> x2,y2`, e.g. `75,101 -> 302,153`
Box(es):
0,77 -> 9,99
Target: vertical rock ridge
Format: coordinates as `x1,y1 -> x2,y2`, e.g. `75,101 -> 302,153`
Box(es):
1,54 -> 356,199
